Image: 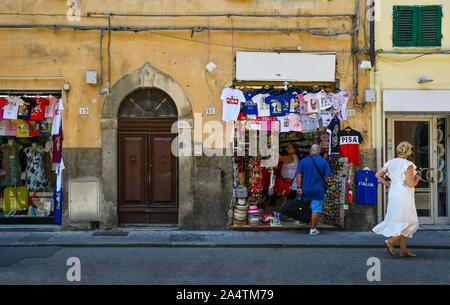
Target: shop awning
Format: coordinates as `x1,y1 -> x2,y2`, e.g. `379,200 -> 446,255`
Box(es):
383,90 -> 450,112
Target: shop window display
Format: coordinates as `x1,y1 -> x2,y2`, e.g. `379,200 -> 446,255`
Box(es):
0,93 -> 63,224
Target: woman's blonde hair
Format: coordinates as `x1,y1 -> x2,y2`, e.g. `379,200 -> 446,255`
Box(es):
396,141 -> 413,157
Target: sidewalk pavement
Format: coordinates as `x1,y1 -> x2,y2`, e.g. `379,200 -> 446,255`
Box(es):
0,225 -> 449,249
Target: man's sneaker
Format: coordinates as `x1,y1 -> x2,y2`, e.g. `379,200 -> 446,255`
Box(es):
309,228 -> 320,235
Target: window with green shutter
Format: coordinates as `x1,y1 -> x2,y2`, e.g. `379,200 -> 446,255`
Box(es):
393,5 -> 442,47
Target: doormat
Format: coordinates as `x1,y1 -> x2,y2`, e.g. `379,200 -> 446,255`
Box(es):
92,231 -> 129,236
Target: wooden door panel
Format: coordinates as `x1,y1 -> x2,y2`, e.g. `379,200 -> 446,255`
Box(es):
149,134 -> 177,204
118,119 -> 178,225
119,134 -> 147,204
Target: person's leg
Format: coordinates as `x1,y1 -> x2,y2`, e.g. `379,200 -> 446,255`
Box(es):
399,236 -> 416,257
388,235 -> 402,247
311,212 -> 319,229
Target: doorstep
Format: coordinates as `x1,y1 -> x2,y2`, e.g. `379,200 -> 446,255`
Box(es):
231,221 -> 341,231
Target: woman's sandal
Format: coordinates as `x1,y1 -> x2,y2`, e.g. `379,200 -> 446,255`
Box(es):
384,240 -> 395,257
400,251 -> 417,258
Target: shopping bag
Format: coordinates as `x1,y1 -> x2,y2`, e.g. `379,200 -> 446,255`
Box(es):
273,176 -> 294,197
282,196 -> 312,223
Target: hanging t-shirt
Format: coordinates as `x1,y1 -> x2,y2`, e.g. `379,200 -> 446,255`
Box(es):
51,98 -> 64,135
0,120 -> 6,136
289,113 -> 302,132
252,94 -> 270,117
355,170 -> 378,205
221,87 -> 246,122
52,130 -> 64,164
278,115 -> 291,133
17,97 -> 37,120
304,93 -> 320,114
5,120 -> 16,136
13,119 -> 30,137
30,97 -> 49,121
53,185 -> 63,225
327,116 -> 341,156
0,97 -> 8,119
279,95 -> 291,114
320,113 -> 333,128
28,120 -> 40,137
299,115 -> 320,132
45,97 -> 58,118
317,91 -> 331,111
298,94 -> 309,114
3,96 -> 24,120
39,119 -> 52,136
329,91 -> 349,121
286,94 -> 300,113
337,128 -> 363,165
243,93 -> 258,115
265,95 -> 284,117
257,116 -> 279,132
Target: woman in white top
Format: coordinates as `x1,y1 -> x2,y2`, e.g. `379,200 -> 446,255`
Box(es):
373,141 -> 421,258
279,144 -> 300,197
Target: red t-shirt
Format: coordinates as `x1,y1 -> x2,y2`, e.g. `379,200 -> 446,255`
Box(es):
27,120 -> 40,137
0,97 -> 8,119
30,97 -> 49,121
337,129 -> 363,165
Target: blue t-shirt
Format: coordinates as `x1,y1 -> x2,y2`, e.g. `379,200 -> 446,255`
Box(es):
296,155 -> 332,201
355,170 -> 378,205
265,95 -> 285,117
53,186 -> 63,224
243,93 -> 258,115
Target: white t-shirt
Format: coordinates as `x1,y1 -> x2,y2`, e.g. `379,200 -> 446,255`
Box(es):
252,94 -> 270,117
278,115 -> 291,132
51,98 -> 64,135
221,88 -> 246,122
3,96 -> 24,120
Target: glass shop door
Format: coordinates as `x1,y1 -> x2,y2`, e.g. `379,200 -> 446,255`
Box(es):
386,117 -> 448,224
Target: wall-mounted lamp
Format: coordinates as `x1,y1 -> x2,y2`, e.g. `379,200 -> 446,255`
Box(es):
418,77 -> 434,84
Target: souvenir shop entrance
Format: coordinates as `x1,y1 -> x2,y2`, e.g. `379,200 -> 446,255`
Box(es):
227,82 -> 358,230
0,89 -> 63,225
386,116 -> 450,225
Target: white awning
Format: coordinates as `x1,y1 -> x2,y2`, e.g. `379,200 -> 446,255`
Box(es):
383,90 -> 450,112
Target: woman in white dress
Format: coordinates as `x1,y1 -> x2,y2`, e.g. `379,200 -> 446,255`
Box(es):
373,141 -> 421,257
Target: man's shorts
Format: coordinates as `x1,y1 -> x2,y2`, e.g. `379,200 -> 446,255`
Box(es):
310,200 -> 324,213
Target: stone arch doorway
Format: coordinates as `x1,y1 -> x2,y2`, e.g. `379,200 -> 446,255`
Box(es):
100,62 -> 193,228
118,88 -> 178,224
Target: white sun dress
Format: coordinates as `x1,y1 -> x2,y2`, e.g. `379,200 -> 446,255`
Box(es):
372,158 -> 419,238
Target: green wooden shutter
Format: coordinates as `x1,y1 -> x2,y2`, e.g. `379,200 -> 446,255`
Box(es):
393,6 -> 418,47
418,6 -> 442,47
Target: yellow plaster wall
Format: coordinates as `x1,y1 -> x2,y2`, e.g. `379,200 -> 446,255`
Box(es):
0,0 -> 371,149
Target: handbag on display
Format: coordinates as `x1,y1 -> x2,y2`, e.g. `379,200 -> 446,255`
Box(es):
235,185 -> 248,199
283,196 -> 312,223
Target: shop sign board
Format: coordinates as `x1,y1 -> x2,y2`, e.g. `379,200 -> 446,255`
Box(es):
236,51 -> 336,82
383,90 -> 450,112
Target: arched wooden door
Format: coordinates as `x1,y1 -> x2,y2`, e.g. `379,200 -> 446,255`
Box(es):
117,88 -> 178,225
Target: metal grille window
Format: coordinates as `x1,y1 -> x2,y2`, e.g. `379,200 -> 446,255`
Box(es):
393,5 -> 443,47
